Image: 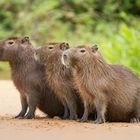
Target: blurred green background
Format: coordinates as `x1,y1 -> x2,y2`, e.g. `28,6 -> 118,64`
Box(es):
0,0 -> 140,79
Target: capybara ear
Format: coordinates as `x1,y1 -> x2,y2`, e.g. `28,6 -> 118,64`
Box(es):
21,36 -> 30,44
24,36 -> 30,42
20,36 -> 32,48
91,44 -> 98,53
60,42 -> 69,51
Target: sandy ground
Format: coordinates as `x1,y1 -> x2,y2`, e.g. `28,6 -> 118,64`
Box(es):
0,81 -> 140,140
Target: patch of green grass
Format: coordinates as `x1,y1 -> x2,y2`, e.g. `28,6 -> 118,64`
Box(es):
0,62 -> 10,79
0,22 -> 140,79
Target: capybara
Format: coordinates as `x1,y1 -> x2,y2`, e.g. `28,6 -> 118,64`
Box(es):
0,36 -> 64,119
62,44 -> 140,123
35,43 -> 78,119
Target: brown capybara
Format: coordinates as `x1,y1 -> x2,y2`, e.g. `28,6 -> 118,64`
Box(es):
35,43 -> 79,120
0,36 -> 64,119
62,44 -> 140,123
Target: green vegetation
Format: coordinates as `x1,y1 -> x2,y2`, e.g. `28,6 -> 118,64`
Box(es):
0,0 -> 140,79
0,62 -> 10,79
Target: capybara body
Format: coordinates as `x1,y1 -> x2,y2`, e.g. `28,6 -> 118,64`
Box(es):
35,43 -> 79,119
0,36 -> 64,119
62,44 -> 140,123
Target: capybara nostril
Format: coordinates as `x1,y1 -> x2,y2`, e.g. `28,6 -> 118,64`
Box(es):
63,51 -> 70,59
63,54 -> 67,58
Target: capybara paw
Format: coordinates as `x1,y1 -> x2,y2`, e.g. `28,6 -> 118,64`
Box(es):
62,116 -> 68,120
23,114 -> 35,119
15,113 -> 25,119
15,115 -> 21,119
69,114 -> 78,120
63,113 -> 69,119
94,118 -> 105,124
79,119 -> 88,122
79,116 -> 88,122
130,118 -> 140,123
14,116 -> 24,119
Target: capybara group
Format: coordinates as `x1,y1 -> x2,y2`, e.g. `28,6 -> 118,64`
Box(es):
62,44 -> 140,123
35,43 -> 79,119
1,35 -> 140,124
0,36 -> 64,119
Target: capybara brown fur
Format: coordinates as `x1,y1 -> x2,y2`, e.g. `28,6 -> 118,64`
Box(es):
35,43 -> 80,119
62,44 -> 140,123
0,36 -> 64,119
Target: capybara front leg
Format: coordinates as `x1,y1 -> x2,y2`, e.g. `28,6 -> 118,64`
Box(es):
66,97 -> 77,120
80,100 -> 89,122
94,99 -> 106,124
15,95 -> 28,119
23,94 -> 38,119
62,100 -> 69,119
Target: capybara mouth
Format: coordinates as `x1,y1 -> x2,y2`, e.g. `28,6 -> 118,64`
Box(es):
34,48 -> 42,62
61,54 -> 70,68
33,52 -> 39,61
61,54 -> 66,65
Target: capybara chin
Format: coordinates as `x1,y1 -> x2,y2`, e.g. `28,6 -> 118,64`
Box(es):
35,42 -> 79,120
0,36 -> 64,119
62,44 -> 140,123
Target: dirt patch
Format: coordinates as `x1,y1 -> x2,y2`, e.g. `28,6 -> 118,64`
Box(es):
0,80 -> 140,140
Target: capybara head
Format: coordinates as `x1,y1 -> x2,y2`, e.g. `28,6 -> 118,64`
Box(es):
35,42 -> 69,65
62,44 -> 100,69
0,36 -> 31,61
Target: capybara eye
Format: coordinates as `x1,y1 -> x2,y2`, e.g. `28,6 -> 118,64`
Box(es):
80,49 -> 86,53
49,47 -> 53,49
7,40 -> 14,45
48,45 -> 54,50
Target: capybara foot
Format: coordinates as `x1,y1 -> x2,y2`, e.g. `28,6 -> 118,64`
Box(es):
63,114 -> 69,119
23,113 -> 35,119
14,116 -> 24,119
63,111 -> 69,119
69,114 -> 78,120
15,112 -> 26,119
79,116 -> 88,122
130,118 -> 140,123
94,117 -> 105,124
